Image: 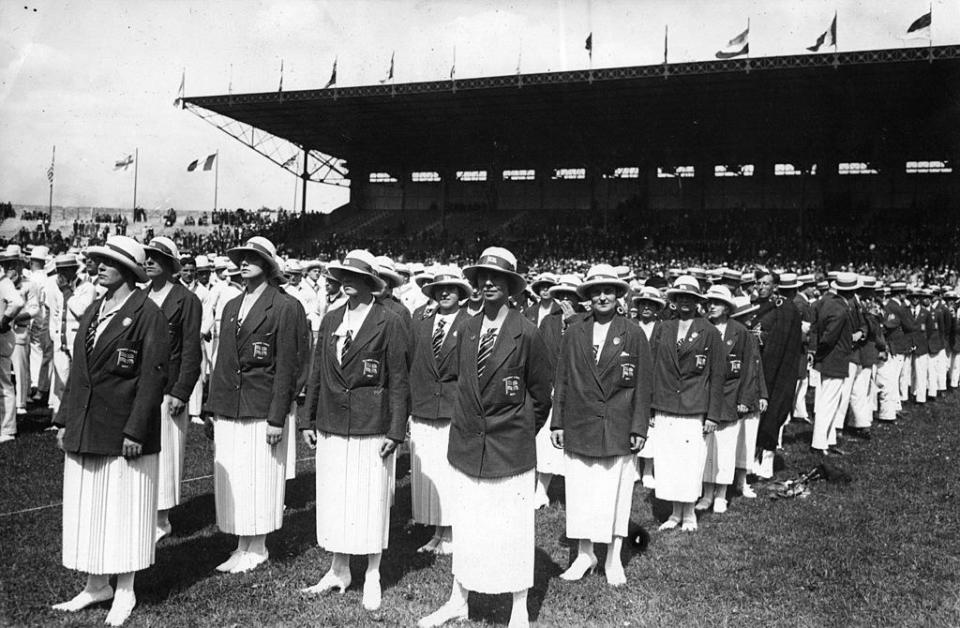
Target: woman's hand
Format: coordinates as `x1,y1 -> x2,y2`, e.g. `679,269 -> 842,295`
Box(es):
703,420 -> 718,434
301,429 -> 318,449
759,399 -> 769,413
550,429 -> 564,449
168,396 -> 186,417
56,427 -> 66,452
266,424 -> 283,446
379,438 -> 399,458
121,438 -> 142,458
630,435 -> 646,452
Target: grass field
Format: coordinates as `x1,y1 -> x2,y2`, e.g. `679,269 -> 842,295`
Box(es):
3,391 -> 960,628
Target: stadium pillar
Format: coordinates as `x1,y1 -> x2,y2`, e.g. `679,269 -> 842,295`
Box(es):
300,148 -> 308,215
440,168 -> 450,233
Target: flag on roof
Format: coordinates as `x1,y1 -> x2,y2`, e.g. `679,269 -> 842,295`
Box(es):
585,32 -> 593,59
379,52 -> 394,84
114,154 -> 134,171
281,155 -> 297,168
324,58 -> 337,88
904,10 -> 931,39
807,13 -> 837,52
187,153 -> 217,172
716,23 -> 749,59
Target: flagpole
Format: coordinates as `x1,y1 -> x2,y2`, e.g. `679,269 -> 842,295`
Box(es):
213,150 -> 219,212
132,148 -> 139,218
48,145 -> 55,221
928,2 -> 933,61
301,149 -> 309,215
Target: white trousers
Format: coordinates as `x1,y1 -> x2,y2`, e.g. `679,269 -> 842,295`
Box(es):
0,355 -> 15,437
899,354 -> 912,401
29,328 -> 52,392
703,420 -> 738,485
847,364 -> 874,429
950,351 -> 960,388
911,353 -> 928,403
12,335 -> 29,410
876,354 -> 905,421
812,375 -> 844,451
932,349 -> 948,393
793,370 -> 810,419
49,348 -> 71,413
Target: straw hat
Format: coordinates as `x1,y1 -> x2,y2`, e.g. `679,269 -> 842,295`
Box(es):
194,254 -> 212,271
666,275 -> 706,300
704,284 -> 736,308
462,246 -> 526,297
29,245 -> 50,262
227,236 -> 282,278
530,272 -> 560,294
421,265 -> 472,300
730,296 -> 759,319
779,272 -> 800,290
54,253 -> 80,270
831,272 -> 861,292
145,236 -> 182,272
577,264 -> 630,300
548,274 -> 582,300
374,255 -> 404,289
85,235 -> 148,282
284,259 -> 303,275
797,273 -> 816,287
633,285 -> 665,307
326,250 -> 386,290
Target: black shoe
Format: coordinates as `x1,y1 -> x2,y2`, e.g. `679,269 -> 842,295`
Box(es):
828,447 -> 848,456
809,447 -> 829,456
846,428 -> 872,441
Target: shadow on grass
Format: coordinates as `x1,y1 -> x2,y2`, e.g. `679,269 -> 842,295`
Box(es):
463,547 -> 562,625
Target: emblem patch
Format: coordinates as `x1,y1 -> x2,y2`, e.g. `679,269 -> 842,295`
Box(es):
695,354 -> 707,369
252,341 -> 270,360
613,336 -> 621,346
116,348 -> 137,368
620,363 -> 636,381
362,359 -> 380,378
887,313 -> 896,321
503,375 -> 520,396
730,358 -> 742,375
121,317 -> 132,327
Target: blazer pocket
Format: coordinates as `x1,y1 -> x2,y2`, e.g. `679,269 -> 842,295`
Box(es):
727,354 -> 742,378
359,350 -> 385,384
495,366 -> 526,404
616,355 -> 638,387
108,339 -> 143,378
242,332 -> 275,367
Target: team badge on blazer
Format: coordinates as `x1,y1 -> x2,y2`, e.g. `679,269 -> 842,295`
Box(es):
620,363 -> 636,381
252,341 -> 270,360
503,375 -> 520,396
122,317 -> 132,327
612,336 -> 621,346
695,354 -> 707,369
116,347 -> 138,368
729,357 -> 742,375
362,359 -> 380,378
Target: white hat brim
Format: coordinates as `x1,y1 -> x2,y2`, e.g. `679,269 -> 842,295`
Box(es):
326,262 -> 386,290
462,265 -> 526,297
421,278 -> 472,300
227,246 -> 281,278
85,245 -> 148,283
576,278 -> 630,300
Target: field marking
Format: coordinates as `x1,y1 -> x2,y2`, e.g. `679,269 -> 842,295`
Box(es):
0,456 -> 316,519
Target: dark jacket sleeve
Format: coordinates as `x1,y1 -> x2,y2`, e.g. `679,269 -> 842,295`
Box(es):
817,300 -> 845,354
630,329 -> 654,437
266,298 -> 301,428
526,326 -> 554,433
706,327 -> 728,423
550,331 -> 573,430
124,306 -> 170,443
301,314 -> 327,430
386,313 -> 410,441
170,291 -> 203,402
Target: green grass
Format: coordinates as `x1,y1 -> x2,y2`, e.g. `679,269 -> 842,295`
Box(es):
3,392 -> 960,627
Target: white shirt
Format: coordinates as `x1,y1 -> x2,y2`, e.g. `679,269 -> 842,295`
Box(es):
93,291 -> 134,344
433,311 -> 457,345
238,282 -> 268,325
537,301 -> 554,327
147,281 -> 174,307
638,320 -> 656,341
592,320 -> 611,363
478,304 -> 509,355
334,297 -> 373,365
714,321 -> 727,338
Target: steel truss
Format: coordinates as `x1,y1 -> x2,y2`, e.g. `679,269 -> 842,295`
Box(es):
182,102 -> 349,187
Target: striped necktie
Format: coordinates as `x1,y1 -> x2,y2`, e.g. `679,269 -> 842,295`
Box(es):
340,329 -> 353,362
592,344 -> 599,361
432,318 -> 446,361
476,328 -> 497,378
85,308 -> 99,356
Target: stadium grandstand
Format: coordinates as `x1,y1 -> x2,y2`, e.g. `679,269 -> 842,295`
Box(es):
181,45 -> 956,265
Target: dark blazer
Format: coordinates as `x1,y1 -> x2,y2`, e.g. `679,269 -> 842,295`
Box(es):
158,282 -> 202,402
303,300 -> 409,441
738,332 -> 768,411
551,313 -> 653,457
649,317 -> 726,421
205,284 -> 301,427
883,298 -> 915,355
717,318 -> 752,422
813,293 -> 853,379
409,309 -> 472,420
913,307 -> 930,356
523,300 -> 562,326
54,290 -> 169,456
538,311 -> 587,376
447,308 -> 553,479
928,304 -> 946,354
847,297 -> 869,366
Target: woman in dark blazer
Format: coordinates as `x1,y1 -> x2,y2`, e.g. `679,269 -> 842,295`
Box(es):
143,236 -> 202,542
205,236 -> 301,575
419,247 -> 552,628
407,265 -> 473,554
300,249 -> 409,613
52,235 -> 169,626
648,275 -> 726,532
551,264 -> 653,586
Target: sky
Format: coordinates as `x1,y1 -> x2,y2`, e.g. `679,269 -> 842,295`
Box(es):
1,0 -> 958,214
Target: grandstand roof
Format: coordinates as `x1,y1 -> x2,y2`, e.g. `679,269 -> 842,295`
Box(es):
184,45 -> 960,174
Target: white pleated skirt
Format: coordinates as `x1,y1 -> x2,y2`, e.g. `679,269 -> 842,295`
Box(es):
653,412 -> 706,503
62,452 -> 158,575
188,374 -> 203,417
285,402 -> 297,480
452,468 -> 535,594
214,417 -> 287,536
637,420 -> 658,460
703,420 -> 738,485
315,432 -> 395,555
736,413 -> 760,469
564,452 -> 637,543
409,417 -> 454,526
535,410 -> 565,474
157,395 -> 189,510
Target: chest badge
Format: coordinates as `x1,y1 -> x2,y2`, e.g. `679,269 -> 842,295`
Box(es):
503,375 -> 520,396
116,348 -> 137,368
620,363 -> 635,381
252,341 -> 270,360
695,354 -> 707,369
362,359 -> 381,378
612,336 -> 621,346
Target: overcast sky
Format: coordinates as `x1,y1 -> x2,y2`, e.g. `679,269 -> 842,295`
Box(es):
1,0 -> 957,214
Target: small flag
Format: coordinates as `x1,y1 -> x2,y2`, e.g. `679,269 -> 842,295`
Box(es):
380,52 -> 394,84
187,159 -> 199,172
47,162 -> 54,183
904,11 -> 931,39
808,13 -> 837,52
278,59 -> 284,92
716,23 -> 750,59
516,49 -> 522,75
173,69 -> 184,107
664,25 -> 669,64
202,153 -> 217,171
281,155 -> 298,168
585,32 -> 593,59
450,46 -> 456,80
324,58 -> 337,88
114,154 -> 134,171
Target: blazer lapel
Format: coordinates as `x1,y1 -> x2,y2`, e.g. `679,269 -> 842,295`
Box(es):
575,318 -> 601,384
341,303 -> 385,367
479,310 -> 520,392
323,306 -> 348,386
90,290 -> 147,368
597,316 -> 626,374
438,310 -> 468,368
236,286 -> 275,347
